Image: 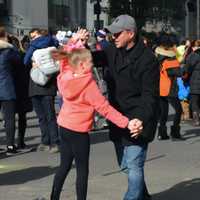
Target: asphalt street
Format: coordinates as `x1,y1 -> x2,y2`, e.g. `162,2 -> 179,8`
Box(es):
0,107 -> 200,200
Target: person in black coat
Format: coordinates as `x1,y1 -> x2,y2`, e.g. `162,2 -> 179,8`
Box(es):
8,35 -> 33,149
91,15 -> 159,200
0,27 -> 20,155
185,40 -> 200,126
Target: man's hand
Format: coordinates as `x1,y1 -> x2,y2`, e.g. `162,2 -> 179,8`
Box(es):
128,119 -> 143,138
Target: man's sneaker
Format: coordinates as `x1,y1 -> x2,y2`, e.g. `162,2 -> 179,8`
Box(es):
49,145 -> 60,153
37,144 -> 50,151
6,145 -> 18,156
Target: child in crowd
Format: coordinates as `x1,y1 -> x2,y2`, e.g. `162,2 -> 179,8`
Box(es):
50,32 -> 142,200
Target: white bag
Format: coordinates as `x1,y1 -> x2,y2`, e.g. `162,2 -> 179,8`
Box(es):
32,47 -> 60,75
30,67 -> 50,86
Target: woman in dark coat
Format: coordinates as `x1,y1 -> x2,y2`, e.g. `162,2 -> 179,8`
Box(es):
8,35 -> 33,148
185,40 -> 200,126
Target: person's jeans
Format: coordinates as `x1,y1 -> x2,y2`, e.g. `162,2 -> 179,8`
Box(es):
32,95 -> 59,146
113,141 -> 148,200
123,144 -> 147,200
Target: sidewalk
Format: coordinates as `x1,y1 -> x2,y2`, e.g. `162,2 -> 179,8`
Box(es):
0,111 -> 200,200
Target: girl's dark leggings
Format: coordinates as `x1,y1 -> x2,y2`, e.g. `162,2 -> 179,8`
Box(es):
51,127 -> 90,200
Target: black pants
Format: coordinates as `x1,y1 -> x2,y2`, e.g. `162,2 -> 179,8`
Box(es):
17,112 -> 27,145
191,94 -> 200,113
51,127 -> 90,200
0,100 -> 16,146
159,96 -> 182,127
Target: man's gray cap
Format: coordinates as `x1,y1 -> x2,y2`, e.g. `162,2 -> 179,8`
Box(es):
106,14 -> 137,34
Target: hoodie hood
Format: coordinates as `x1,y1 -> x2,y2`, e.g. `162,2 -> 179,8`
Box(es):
0,40 -> 13,50
58,70 -> 93,100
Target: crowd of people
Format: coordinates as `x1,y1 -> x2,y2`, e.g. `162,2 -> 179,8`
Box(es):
0,13 -> 200,200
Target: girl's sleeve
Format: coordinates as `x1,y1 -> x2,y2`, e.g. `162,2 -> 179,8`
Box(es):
85,81 -> 129,128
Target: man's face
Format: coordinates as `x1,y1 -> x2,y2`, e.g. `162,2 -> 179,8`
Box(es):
112,30 -> 135,48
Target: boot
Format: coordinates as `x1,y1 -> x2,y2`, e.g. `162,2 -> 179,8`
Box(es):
157,126 -> 169,140
170,125 -> 184,141
192,112 -> 200,126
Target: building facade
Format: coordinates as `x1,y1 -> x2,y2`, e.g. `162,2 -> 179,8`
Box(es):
0,0 -> 88,36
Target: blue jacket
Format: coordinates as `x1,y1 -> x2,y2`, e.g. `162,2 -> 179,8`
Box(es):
0,40 -> 20,100
24,35 -> 59,65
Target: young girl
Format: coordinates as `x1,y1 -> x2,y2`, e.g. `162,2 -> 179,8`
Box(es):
50,35 -> 140,200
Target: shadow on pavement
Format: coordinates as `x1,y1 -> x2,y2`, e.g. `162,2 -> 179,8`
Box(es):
152,178 -> 200,200
0,166 -> 58,185
0,147 -> 36,159
183,128 -> 200,140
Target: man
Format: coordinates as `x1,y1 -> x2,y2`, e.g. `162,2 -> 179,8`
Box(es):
24,28 -> 60,153
99,15 -> 159,200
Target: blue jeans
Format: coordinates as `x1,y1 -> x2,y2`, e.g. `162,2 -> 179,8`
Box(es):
32,95 -> 59,146
113,141 -> 148,200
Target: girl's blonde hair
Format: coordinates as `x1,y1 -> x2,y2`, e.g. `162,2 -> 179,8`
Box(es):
52,48 -> 92,69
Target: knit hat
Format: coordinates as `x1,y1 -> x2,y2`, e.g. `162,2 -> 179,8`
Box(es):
96,30 -> 106,38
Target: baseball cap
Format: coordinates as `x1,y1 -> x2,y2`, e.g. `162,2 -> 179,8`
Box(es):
106,14 -> 137,34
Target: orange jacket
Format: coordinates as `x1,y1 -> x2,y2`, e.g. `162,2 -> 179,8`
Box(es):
57,67 -> 129,133
160,59 -> 180,96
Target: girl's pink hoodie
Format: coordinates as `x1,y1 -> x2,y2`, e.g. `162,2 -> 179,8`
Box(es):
57,69 -> 129,133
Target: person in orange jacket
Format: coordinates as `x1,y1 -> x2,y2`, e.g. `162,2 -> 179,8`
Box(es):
155,33 -> 186,140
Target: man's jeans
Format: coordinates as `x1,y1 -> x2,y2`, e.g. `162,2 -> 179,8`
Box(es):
113,141 -> 148,200
32,95 -> 59,146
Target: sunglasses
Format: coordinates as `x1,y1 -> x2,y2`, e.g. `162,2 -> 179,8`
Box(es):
113,31 -> 123,38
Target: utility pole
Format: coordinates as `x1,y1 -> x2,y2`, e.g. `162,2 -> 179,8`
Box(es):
94,0 -> 101,30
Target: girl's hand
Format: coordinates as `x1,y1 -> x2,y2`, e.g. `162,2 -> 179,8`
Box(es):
72,29 -> 90,45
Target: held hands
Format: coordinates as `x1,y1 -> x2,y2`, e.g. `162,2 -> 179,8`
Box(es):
128,119 -> 143,138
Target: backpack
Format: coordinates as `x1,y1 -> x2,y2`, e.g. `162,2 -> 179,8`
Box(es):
160,59 -> 180,96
